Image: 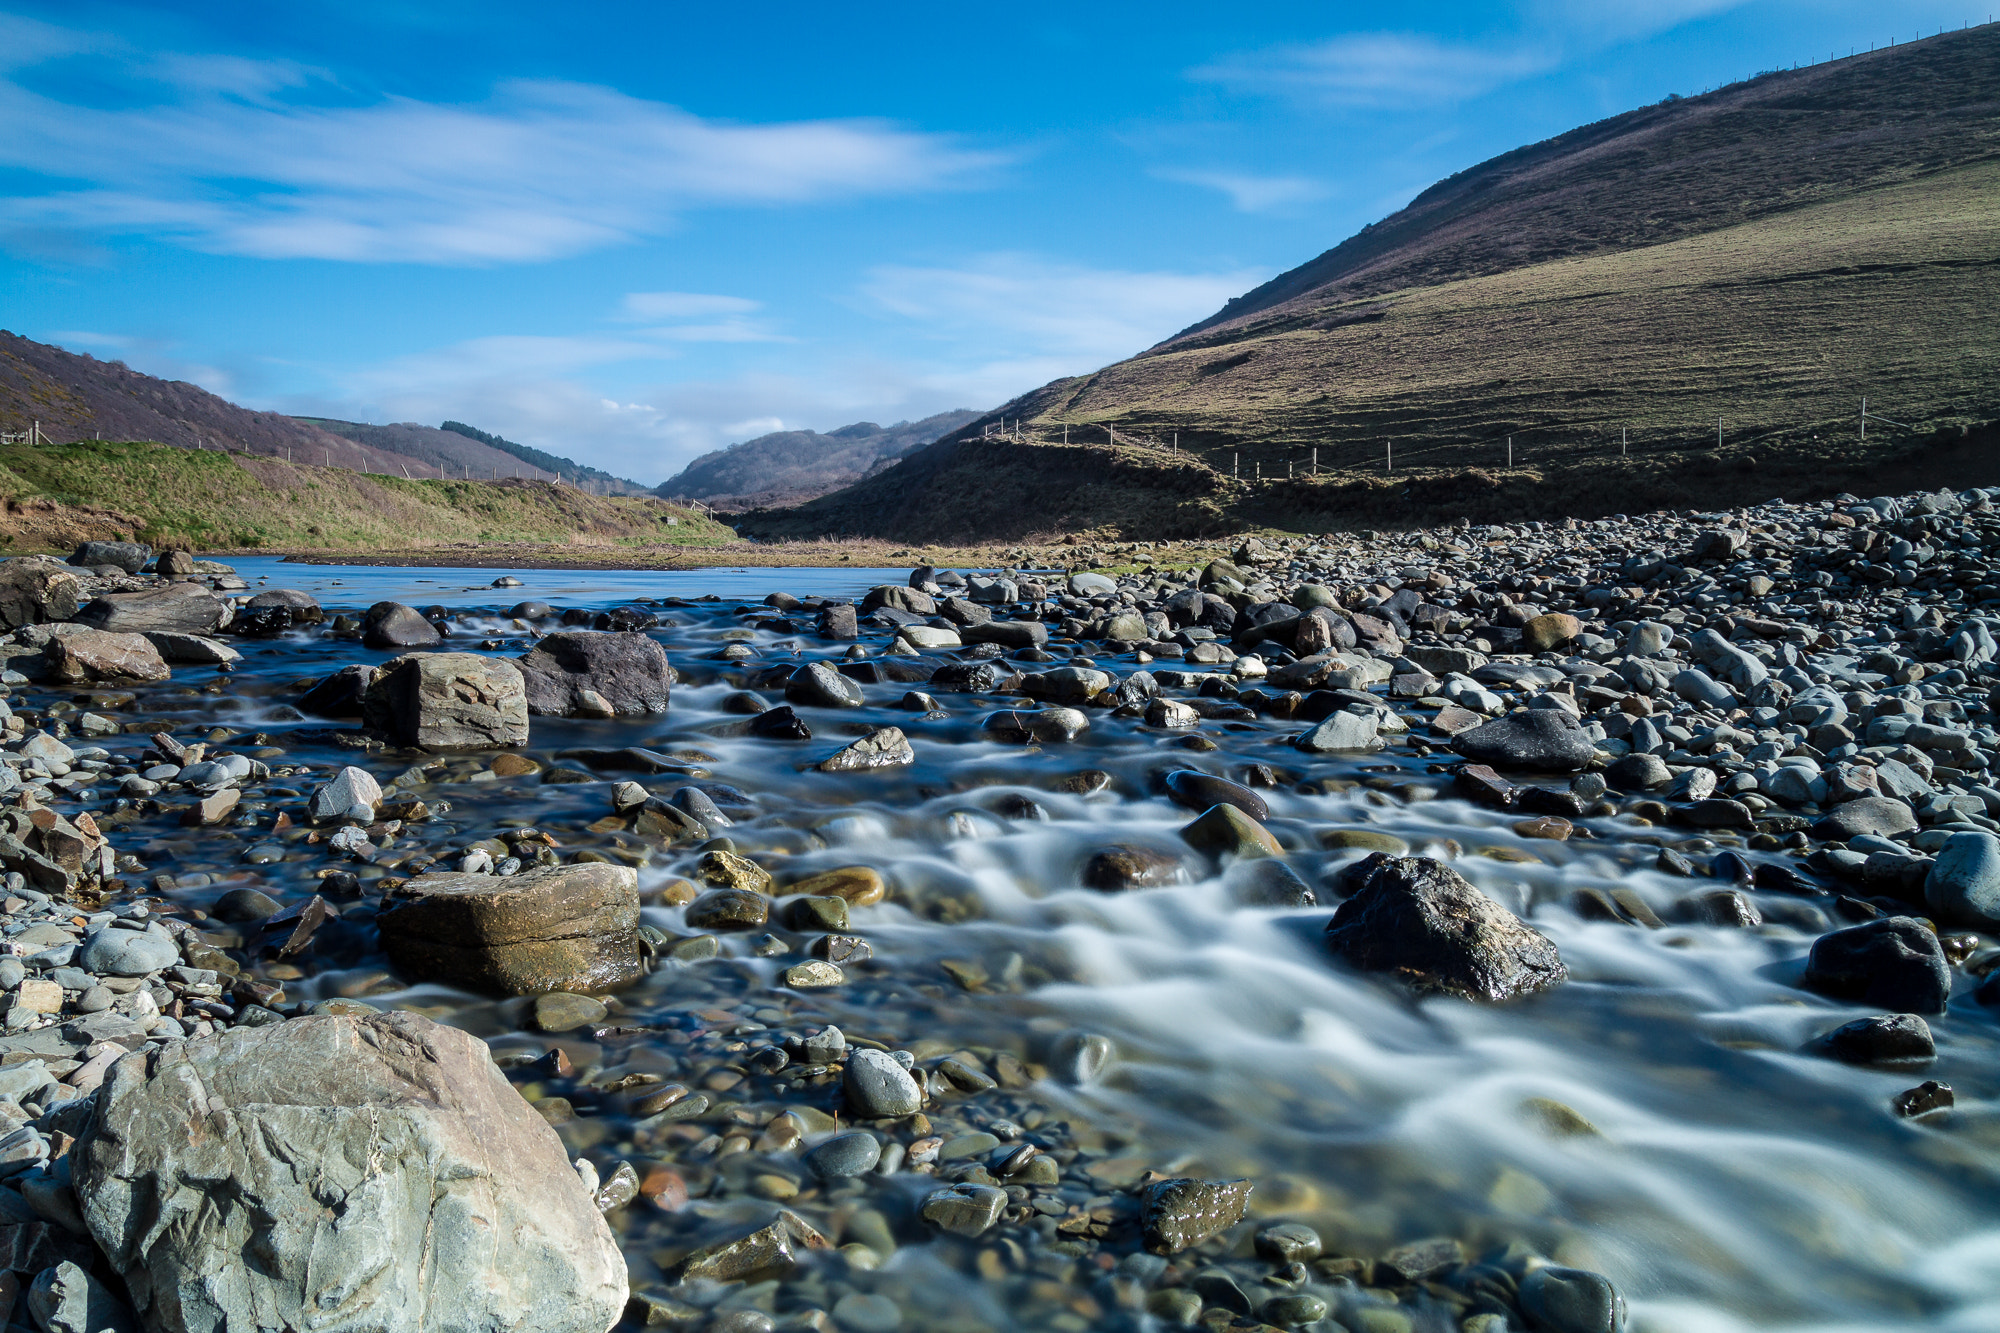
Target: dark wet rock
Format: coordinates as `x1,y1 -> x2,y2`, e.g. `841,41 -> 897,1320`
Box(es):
361,601 -> 443,649
685,888 -> 771,932
26,1260 -> 134,1333
76,1011 -> 626,1333
377,862 -> 643,995
1814,796 -> 1918,841
1819,1013 -> 1934,1064
961,619 -> 1047,649
0,559 -> 83,629
518,631 -> 674,717
233,589 -> 324,636
1800,916 -> 1949,1014
845,1048 -> 921,1119
1605,753 -> 1671,790
211,887 -> 282,923
76,583 -> 227,636
69,540 -> 152,574
1456,764 -> 1519,808
1180,804 -> 1282,859
1227,858 -> 1316,907
1451,709 -> 1594,772
1682,798 -> 1754,829
786,662 -> 864,708
1082,845 -> 1186,891
1683,889 -> 1761,927
678,1211 -> 828,1283
1139,1177 -> 1253,1255
1324,854 -> 1567,1001
982,708 -> 1088,743
1894,1080 -> 1954,1117
362,652 -> 529,750
748,705 -> 812,739
1164,770 -> 1268,822
591,606 -> 658,632
1255,1222 -> 1324,1266
1518,1266 -> 1627,1333
508,601 -> 554,621
817,603 -> 859,639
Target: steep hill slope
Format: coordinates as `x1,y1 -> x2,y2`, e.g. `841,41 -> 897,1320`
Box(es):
439,420 -> 651,495
659,410 -> 979,509
0,333 -> 451,478
0,438 -> 731,553
750,25 -> 2000,541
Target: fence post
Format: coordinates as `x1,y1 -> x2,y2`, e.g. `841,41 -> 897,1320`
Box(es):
1233,452 -> 1239,478
1386,440 -> 1392,473
1621,427 -> 1627,458
1717,418 -> 1722,448
1507,436 -> 1513,468
1312,446 -> 1318,476
1861,397 -> 1867,443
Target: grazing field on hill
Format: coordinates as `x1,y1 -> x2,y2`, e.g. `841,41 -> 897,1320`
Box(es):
0,439 -> 733,553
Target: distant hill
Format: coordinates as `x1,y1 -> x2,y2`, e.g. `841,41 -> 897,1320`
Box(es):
747,25 -> 2000,541
657,411 -> 980,510
0,331 -> 447,477
439,421 -> 650,495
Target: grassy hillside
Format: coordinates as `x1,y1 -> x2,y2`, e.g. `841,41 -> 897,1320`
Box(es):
752,27 -> 2000,542
659,410 -> 980,509
0,439 -> 735,553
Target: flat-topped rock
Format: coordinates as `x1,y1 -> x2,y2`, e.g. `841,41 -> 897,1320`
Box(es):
377,861 -> 642,995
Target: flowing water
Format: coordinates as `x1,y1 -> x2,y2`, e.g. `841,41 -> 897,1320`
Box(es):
79,561 -> 2000,1333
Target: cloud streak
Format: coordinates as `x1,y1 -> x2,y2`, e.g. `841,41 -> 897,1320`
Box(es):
1192,33 -> 1553,108
0,22 -> 1004,264
1154,169 -> 1330,214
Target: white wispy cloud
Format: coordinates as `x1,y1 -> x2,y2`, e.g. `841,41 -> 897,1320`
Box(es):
0,22 -> 1004,264
859,253 -> 1265,366
271,253 -> 1268,482
1154,169 -> 1330,214
1192,33 -> 1553,108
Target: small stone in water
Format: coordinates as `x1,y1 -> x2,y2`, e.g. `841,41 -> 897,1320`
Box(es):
684,888 -> 770,932
787,865 -> 886,906
830,1292 -> 903,1333
1139,1177 -> 1253,1255
534,992 -> 607,1032
804,1131 -> 881,1179
1255,1221 -> 1323,1265
1894,1080 -> 1954,1117
784,960 -> 845,989
920,1182 -> 1007,1237
1517,1265 -> 1627,1333
844,1048 -> 922,1119
1820,1013 -> 1934,1064
1049,1030 -> 1114,1085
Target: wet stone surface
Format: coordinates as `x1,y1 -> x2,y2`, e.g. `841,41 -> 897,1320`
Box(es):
7,494 -> 2000,1330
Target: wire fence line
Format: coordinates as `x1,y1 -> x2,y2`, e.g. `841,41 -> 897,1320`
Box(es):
1026,397 -> 1975,484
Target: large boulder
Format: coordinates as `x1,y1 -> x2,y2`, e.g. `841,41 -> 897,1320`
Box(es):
76,1011 -> 627,1333
363,602 -> 443,650
1450,709 -> 1595,772
361,653 -> 528,750
75,583 -> 226,636
517,631 -> 673,717
299,664 -> 375,719
377,862 -> 642,995
0,559 -> 83,629
233,589 -> 324,637
48,628 -> 170,684
1324,854 -> 1567,1001
68,540 -> 151,574
1800,916 -> 1950,1014
1926,831 -> 2000,931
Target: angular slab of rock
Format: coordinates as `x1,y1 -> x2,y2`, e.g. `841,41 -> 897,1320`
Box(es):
1294,710 -> 1382,753
142,632 -> 241,665
377,862 -> 642,994
518,631 -> 674,717
961,619 -> 1047,649
75,583 -> 225,636
1815,795 -> 1918,841
1451,709 -> 1594,772
300,664 -> 375,719
233,589 -> 324,636
816,726 -> 915,772
49,629 -> 169,684
679,1210 -> 829,1283
362,652 -> 529,750
0,560 -> 83,630
76,1011 -> 626,1333
1139,1178 -> 1253,1255
1324,854 -> 1566,1001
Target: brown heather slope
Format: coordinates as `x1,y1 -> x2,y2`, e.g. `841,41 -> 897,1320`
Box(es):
0,332 -> 453,478
747,26 -> 2000,542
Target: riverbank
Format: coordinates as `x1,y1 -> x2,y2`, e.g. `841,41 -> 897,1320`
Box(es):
3,481 -> 2000,1332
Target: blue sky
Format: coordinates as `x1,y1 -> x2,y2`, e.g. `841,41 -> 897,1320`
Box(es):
1,1 -> 1980,484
